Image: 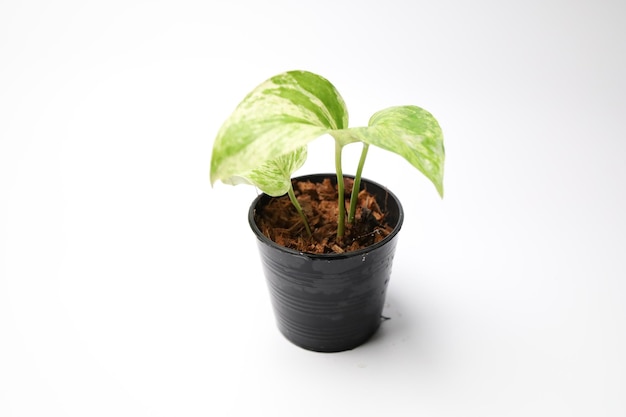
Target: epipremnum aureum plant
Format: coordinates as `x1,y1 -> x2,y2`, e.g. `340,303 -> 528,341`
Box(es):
210,70 -> 445,240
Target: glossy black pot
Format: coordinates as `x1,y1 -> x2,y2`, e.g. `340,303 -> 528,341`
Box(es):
248,174 -> 404,352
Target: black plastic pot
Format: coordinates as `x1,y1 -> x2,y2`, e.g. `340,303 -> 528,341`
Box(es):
248,174 -> 404,352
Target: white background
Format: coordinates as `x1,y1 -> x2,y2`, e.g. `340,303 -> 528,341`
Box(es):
1,0 -> 625,416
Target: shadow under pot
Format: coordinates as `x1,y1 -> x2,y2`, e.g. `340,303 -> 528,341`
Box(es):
248,174 -> 404,353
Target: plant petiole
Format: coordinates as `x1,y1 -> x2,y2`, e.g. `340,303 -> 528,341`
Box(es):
348,142 -> 369,223
335,140 -> 345,239
287,184 -> 312,237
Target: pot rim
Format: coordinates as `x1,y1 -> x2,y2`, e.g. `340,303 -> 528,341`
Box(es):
248,173 -> 405,259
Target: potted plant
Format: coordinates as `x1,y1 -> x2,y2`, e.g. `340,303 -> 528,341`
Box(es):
210,70 -> 445,352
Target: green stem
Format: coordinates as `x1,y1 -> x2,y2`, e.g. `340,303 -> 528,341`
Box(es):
335,140 -> 345,239
348,143 -> 370,223
287,184 -> 312,237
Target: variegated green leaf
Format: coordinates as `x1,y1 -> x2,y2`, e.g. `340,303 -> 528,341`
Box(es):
341,105 -> 445,197
210,70 -> 349,191
210,70 -> 445,202
229,147 -> 307,196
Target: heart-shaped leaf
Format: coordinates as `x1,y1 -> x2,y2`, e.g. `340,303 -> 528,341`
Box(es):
336,105 -> 445,197
210,70 -> 349,191
226,147 -> 308,196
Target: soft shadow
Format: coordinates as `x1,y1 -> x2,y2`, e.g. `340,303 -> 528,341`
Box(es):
350,272 -> 441,368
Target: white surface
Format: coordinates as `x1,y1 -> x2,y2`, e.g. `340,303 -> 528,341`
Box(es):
2,1 -> 625,416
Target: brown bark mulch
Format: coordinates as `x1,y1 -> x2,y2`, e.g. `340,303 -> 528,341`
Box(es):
254,177 -> 393,254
